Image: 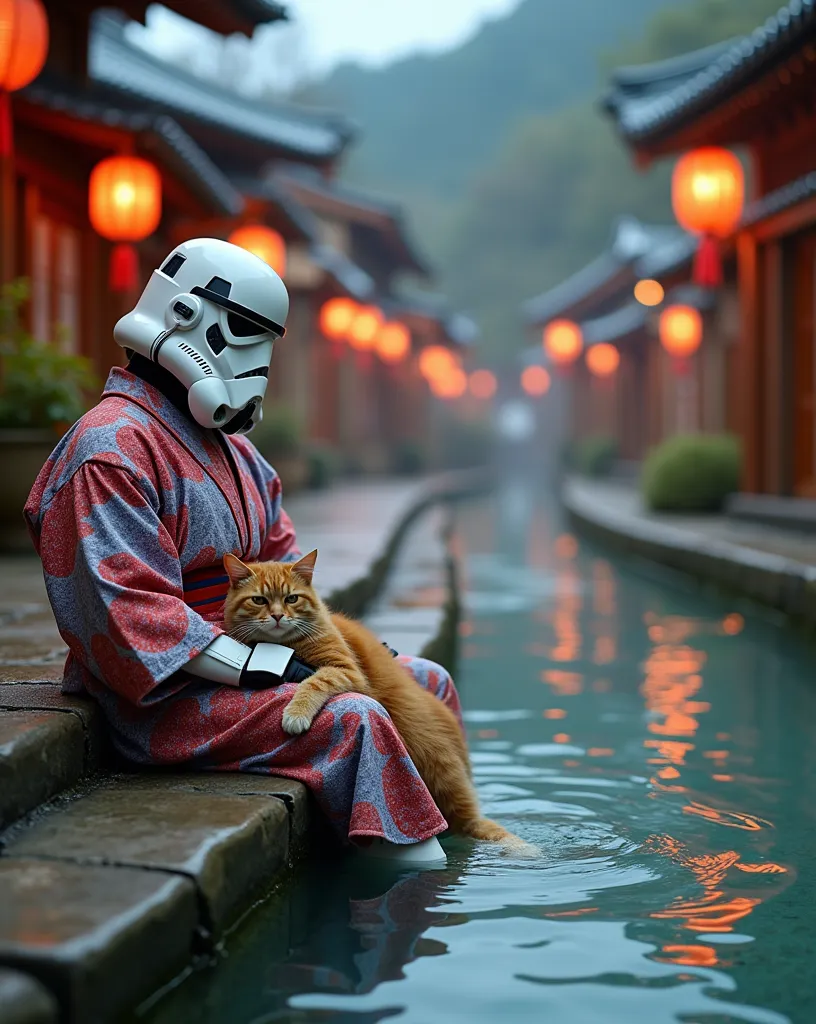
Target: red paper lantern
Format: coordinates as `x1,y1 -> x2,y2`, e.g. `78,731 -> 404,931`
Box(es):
348,305 -> 383,351
634,279 -> 664,307
469,369 -> 497,400
0,0 -> 49,155
430,365 -> 467,399
672,148 -> 744,287
319,297 -> 357,340
659,305 -> 702,359
376,321 -> 410,363
521,365 -> 551,396
89,156 -> 162,292
418,345 -> 455,382
543,319 -> 583,367
586,343 -> 620,378
229,224 -> 286,276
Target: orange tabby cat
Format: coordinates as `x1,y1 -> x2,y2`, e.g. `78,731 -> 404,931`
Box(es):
223,550 -> 529,852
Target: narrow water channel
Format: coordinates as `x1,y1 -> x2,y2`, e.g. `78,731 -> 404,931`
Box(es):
142,482 -> 816,1024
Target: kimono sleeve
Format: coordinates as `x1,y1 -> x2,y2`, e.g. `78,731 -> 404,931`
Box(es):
37,460 -> 222,706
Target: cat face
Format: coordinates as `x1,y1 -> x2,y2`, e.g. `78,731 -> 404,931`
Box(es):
223,550 -> 323,643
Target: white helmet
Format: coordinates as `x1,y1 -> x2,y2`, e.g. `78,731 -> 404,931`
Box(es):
114,237 -> 289,434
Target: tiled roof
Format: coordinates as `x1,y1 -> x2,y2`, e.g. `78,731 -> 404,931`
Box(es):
742,169 -> 816,227
231,176 -> 321,241
582,302 -> 646,345
20,79 -> 244,216
523,217 -> 690,325
603,0 -> 816,142
89,12 -> 352,160
274,166 -> 431,278
158,1 -> 287,36
392,291 -> 478,347
310,245 -> 375,301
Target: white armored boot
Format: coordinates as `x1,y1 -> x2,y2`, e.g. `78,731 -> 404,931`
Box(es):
359,836 -> 447,867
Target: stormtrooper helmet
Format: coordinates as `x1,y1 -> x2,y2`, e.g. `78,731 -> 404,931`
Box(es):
114,237 -> 289,434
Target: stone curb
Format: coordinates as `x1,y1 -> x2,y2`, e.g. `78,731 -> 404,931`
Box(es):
563,478 -> 816,624
0,968 -> 58,1024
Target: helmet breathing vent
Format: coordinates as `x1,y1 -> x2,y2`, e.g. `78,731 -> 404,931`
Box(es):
178,342 -> 213,376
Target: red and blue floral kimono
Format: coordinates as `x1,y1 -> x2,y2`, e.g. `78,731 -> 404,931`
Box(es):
25,368 -> 461,845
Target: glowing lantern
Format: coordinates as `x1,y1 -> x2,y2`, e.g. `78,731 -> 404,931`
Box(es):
229,224 -> 286,276
376,321 -> 410,363
521,365 -> 551,397
586,343 -> 620,378
634,279 -> 664,307
418,345 -> 456,382
672,148 -> 744,287
89,155 -> 162,291
430,366 -> 467,399
0,0 -> 49,155
319,297 -> 357,340
543,319 -> 583,367
469,369 -> 497,400
348,305 -> 383,351
659,304 -> 702,359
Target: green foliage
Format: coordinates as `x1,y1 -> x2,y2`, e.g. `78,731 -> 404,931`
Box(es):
306,443 -> 339,489
572,435 -> 619,478
392,439 -> 426,476
0,280 -> 99,431
250,405 -> 303,460
642,433 -> 741,512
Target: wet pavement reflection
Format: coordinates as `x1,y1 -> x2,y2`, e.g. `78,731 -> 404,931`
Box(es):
141,482 -> 816,1024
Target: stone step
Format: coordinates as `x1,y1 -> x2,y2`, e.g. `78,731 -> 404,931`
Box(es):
0,684 -> 107,830
0,967 -> 58,1024
0,773 -> 309,1022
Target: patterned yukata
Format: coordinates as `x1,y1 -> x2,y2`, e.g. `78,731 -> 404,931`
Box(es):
25,368 -> 462,844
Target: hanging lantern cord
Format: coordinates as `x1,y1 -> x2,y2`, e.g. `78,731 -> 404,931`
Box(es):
693,234 -> 723,288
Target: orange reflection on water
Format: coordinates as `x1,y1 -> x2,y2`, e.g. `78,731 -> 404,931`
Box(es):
658,944 -> 718,967
543,708 -> 567,719
546,553 -> 583,662
553,733 -> 571,744
658,766 -> 681,780
722,613 -> 745,635
554,534 -> 578,560
736,862 -> 787,874
683,802 -> 773,831
643,739 -> 695,765
593,635 -> 616,665
587,748 -> 615,757
476,729 -> 499,739
592,560 -> 616,616
541,670 -> 583,695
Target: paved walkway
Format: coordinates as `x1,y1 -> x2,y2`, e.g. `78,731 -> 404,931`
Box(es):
0,477 -> 433,685
564,476 -> 816,624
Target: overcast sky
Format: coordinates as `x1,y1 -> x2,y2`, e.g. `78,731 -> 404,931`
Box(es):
134,0 -> 522,89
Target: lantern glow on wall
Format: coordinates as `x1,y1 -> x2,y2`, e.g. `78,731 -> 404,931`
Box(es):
0,0 -> 49,155
521,365 -> 551,397
376,321 -> 410,363
319,297 -> 358,340
469,369 -> 497,400
543,319 -> 583,368
659,304 -> 703,361
228,224 -> 286,277
586,343 -> 620,378
672,147 -> 744,287
89,155 -> 162,291
348,305 -> 383,351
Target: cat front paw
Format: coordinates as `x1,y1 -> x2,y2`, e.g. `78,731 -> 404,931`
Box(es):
282,703 -> 314,735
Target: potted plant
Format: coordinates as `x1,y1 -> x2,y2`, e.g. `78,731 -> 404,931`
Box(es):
0,280 -> 99,551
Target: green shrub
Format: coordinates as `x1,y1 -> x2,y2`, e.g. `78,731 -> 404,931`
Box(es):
306,443 -> 338,489
642,433 -> 741,512
0,279 -> 99,430
251,405 -> 302,460
392,440 -> 426,476
572,435 -> 618,477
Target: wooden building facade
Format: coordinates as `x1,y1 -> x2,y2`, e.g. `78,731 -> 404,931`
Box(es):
604,0 -> 816,497
2,0 -> 470,475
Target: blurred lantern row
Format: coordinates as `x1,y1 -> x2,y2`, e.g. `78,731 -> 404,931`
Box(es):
0,0 -> 476,481
522,0 -> 816,500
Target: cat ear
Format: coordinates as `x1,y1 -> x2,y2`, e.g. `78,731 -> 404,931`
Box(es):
291,549 -> 318,585
223,553 -> 254,585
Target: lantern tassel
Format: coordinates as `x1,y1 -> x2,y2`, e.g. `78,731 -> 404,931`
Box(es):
693,235 -> 723,288
109,243 -> 139,292
0,91 -> 12,158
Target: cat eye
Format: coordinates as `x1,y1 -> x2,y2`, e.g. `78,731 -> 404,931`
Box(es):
250,596 -> 268,606
284,594 -> 299,604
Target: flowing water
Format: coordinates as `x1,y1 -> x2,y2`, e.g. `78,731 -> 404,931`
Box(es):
142,483 -> 816,1024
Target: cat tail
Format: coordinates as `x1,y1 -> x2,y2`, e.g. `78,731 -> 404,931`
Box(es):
461,818 -> 539,858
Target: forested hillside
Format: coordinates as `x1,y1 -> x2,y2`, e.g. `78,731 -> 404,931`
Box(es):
313,0 -> 785,362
